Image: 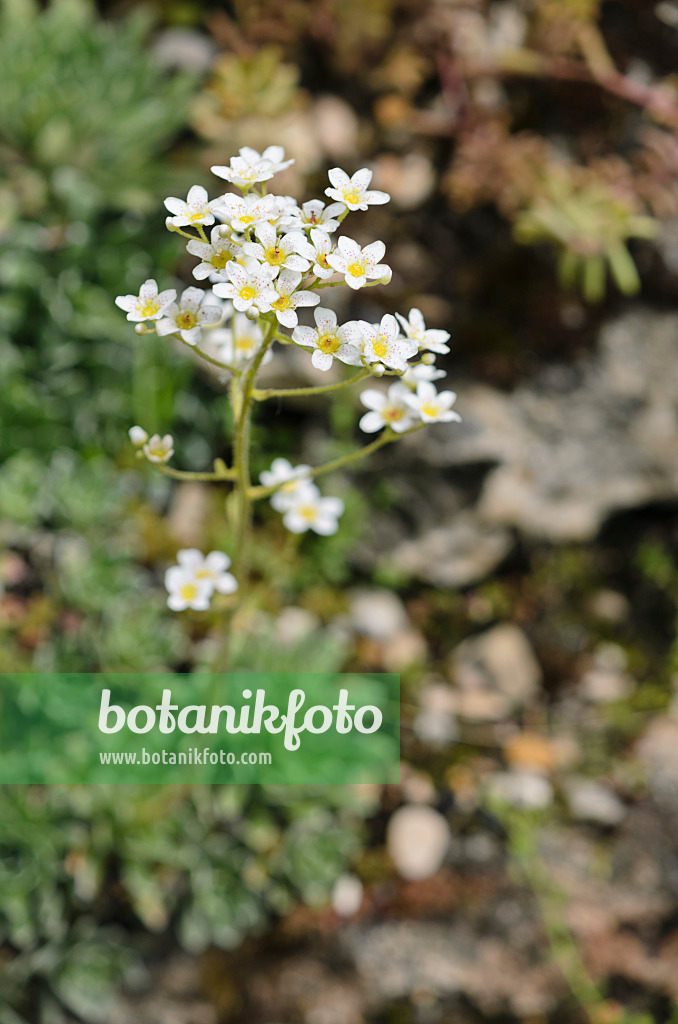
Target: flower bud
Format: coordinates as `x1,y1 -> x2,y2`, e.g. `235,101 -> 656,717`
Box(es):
128,425 -> 149,446
218,224 -> 231,238
245,307 -> 259,321
421,352 -> 435,365
134,323 -> 147,336
165,216 -> 175,230
371,363 -> 386,377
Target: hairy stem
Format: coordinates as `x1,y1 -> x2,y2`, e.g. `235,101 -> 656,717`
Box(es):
252,368 -> 371,401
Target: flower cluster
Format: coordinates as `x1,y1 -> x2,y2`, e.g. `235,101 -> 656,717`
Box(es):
165,549 -> 237,611
115,144 -> 461,612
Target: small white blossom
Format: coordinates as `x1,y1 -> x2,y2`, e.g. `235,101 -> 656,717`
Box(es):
143,434 -> 174,464
259,458 -> 314,513
213,259 -> 279,315
212,193 -> 277,233
402,363 -> 447,388
293,307 -> 362,372
266,194 -> 302,231
396,308 -> 451,354
297,228 -> 335,279
187,227 -> 238,282
325,167 -> 390,211
164,185 -> 215,227
128,425 -> 148,446
326,236 -> 391,290
211,314 -> 272,369
404,381 -> 462,424
165,567 -> 213,611
211,145 -> 294,188
283,492 -> 344,536
360,314 -> 417,372
270,269 -> 319,328
176,549 -> 238,595
115,279 -> 176,322
242,223 -> 311,273
359,383 -> 417,434
156,287 -> 222,345
287,199 -> 345,233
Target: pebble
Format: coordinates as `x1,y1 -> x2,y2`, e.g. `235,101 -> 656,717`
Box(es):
331,874 -> 364,917
387,805 -> 451,880
565,778 -> 626,825
348,588 -> 409,642
486,771 -> 554,810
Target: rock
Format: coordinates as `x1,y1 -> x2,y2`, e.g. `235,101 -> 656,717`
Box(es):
565,778 -> 626,825
579,668 -> 635,703
331,874 -> 364,917
450,623 -> 542,707
371,153 -> 436,209
486,771 -> 553,810
348,588 -> 409,642
588,589 -> 630,623
167,483 -> 209,547
275,606 -> 321,647
386,804 -> 451,880
414,683 -> 459,744
152,28 -> 217,71
385,511 -> 513,589
503,732 -> 559,774
382,628 -> 427,671
636,718 -> 678,808
312,95 -> 360,159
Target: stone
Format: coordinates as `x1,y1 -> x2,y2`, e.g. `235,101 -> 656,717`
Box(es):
450,623 -> 542,706
565,778 -> 626,825
348,588 -> 409,641
386,804 -> 451,880
331,874 -> 364,917
486,771 -> 553,810
636,718 -> 678,808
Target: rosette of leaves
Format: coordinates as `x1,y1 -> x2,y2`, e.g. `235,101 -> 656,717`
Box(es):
513,171 -> 659,302
0,0 -> 210,464
193,46 -> 301,135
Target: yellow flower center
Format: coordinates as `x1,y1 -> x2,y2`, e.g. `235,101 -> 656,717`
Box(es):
372,337 -> 388,359
176,311 -> 197,329
239,215 -> 254,225
180,582 -> 199,601
188,209 -> 206,223
264,245 -> 286,265
343,188 -> 360,204
298,505 -> 317,521
421,402 -> 440,418
235,335 -> 255,353
273,294 -> 291,310
348,261 -> 365,277
194,568 -> 213,580
318,253 -> 330,268
317,332 -> 339,354
384,407 -> 404,421
139,299 -> 160,318
211,251 -> 230,269
239,286 -> 256,301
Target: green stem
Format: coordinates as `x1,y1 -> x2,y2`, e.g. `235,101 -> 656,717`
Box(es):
158,465 -> 236,482
249,424 -> 424,501
252,368 -> 371,401
177,336 -> 237,373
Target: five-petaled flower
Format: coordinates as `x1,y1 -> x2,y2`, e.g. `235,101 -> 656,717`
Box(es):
325,167 -> 390,212
402,363 -> 447,388
295,228 -> 335,279
259,458 -> 313,513
143,434 -> 174,464
293,308 -> 363,372
290,199 -> 345,233
404,381 -> 462,424
242,223 -> 311,273
156,287 -> 222,345
283,492 -> 345,536
270,269 -> 319,328
165,185 -> 215,227
396,308 -> 451,354
187,228 -> 238,282
211,145 -> 294,188
360,314 -> 418,372
326,236 -> 391,290
359,383 -> 417,434
213,259 -> 279,315
115,279 -> 176,322
211,193 -> 277,233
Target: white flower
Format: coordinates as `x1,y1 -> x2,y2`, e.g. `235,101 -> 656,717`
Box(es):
164,566 -> 213,612
396,308 -> 451,354
128,425 -> 149,446
404,381 -> 462,424
298,228 -> 335,279
211,145 -> 294,188
402,363 -> 447,388
326,236 -> 391,290
359,383 -> 417,433
288,199 -> 345,233
211,314 -> 272,368
292,307 -> 363,372
325,167 -> 390,211
360,314 -> 417,372
176,549 -> 238,595
156,287 -> 222,345
212,193 -> 277,233
266,194 -> 302,231
270,268 -> 319,328
242,223 -> 311,272
115,279 -> 176,322
259,458 -> 314,513
143,434 -> 174,464
164,185 -> 215,227
187,227 -> 238,282
213,259 -> 279,314
283,492 -> 344,536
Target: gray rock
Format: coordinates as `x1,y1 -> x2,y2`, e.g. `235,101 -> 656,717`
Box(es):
451,623 -> 542,706
565,778 -> 626,825
348,588 -> 409,641
386,804 -> 451,880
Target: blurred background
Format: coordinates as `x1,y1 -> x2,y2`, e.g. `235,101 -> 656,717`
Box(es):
3,0 -> 678,1020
